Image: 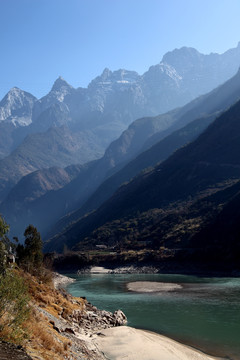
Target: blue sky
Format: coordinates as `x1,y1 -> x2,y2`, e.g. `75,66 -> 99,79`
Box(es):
1,0 -> 240,99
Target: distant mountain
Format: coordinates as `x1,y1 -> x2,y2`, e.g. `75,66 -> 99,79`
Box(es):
0,164 -> 82,237
161,45 -> 240,95
5,66 -> 240,241
44,96 -> 240,253
0,87 -> 36,126
3,165 -> 82,208
0,126 -> 102,201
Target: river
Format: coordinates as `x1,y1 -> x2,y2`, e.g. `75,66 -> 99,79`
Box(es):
66,273 -> 240,359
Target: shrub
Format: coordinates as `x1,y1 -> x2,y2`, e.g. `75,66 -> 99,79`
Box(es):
0,270 -> 30,342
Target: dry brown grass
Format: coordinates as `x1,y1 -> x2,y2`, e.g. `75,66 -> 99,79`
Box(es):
24,300 -> 72,359
9,269 -> 85,359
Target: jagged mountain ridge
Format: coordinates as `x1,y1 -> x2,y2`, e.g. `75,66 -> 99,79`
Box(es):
0,43 -> 239,160
2,42 -> 240,159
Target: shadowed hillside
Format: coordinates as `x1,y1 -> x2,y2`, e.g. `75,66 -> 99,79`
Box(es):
44,98 -> 240,259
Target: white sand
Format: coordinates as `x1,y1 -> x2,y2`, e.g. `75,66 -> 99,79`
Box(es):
90,266 -> 111,274
127,281 -> 182,292
95,326 -> 218,360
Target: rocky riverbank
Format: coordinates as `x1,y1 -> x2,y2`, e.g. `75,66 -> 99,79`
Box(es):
77,265 -> 159,274
53,272 -> 76,289
61,272 -> 221,360
47,273 -> 127,360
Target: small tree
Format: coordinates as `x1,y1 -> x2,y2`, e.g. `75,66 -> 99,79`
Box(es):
23,225 -> 43,273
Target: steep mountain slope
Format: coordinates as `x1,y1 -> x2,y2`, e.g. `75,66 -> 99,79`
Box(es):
3,164 -> 82,205
0,126 -> 102,201
0,164 -> 82,237
66,112 -> 216,223
44,98 -> 240,252
190,181 -> 240,263
102,98 -> 240,214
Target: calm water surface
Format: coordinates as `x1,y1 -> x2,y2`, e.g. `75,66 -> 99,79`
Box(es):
66,273 -> 240,359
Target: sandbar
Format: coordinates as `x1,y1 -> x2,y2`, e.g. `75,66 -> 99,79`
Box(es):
127,281 -> 182,292
95,326 -> 218,360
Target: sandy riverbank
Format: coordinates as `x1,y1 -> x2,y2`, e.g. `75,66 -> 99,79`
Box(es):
94,326 -> 218,360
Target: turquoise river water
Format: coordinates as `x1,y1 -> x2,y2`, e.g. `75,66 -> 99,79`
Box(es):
66,273 -> 240,359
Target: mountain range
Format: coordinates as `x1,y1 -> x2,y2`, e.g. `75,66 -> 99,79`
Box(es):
1,43 -> 240,160
1,42 -> 240,248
